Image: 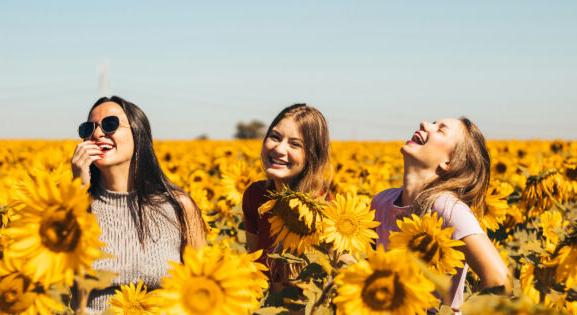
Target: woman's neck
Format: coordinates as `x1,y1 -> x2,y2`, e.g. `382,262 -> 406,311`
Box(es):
273,179 -> 288,192
99,164 -> 133,192
401,162 -> 437,207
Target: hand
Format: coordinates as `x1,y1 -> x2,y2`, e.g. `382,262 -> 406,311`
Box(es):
71,141 -> 102,185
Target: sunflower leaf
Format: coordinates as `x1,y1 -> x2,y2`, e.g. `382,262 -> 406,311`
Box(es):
268,253 -> 306,264
254,306 -> 289,315
76,269 -> 117,293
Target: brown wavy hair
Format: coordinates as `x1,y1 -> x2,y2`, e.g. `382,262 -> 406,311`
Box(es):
412,117 -> 491,217
262,104 -> 331,197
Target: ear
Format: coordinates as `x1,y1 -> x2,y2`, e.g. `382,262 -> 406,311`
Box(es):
439,160 -> 450,172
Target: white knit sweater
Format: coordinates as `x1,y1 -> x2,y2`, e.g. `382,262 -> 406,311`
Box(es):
85,188 -> 182,313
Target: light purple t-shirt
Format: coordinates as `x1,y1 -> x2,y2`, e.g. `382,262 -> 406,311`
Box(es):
371,188 -> 485,311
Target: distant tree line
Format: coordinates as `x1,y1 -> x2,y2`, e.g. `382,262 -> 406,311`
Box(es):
234,120 -> 266,139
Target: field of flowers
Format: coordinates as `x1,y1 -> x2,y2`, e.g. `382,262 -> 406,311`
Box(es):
0,139 -> 576,314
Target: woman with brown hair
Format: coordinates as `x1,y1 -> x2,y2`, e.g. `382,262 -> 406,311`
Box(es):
371,117 -> 510,312
242,103 -> 331,266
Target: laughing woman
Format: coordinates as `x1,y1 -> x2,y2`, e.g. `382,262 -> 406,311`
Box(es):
242,104 -> 331,272
371,117 -> 510,312
71,96 -> 206,311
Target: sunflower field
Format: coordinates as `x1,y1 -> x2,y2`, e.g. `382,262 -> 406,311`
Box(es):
0,139 -> 576,314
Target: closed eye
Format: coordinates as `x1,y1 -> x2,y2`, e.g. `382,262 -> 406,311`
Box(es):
268,132 -> 281,141
290,141 -> 303,148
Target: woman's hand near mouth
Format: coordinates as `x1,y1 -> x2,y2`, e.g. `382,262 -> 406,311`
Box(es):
71,140 -> 103,185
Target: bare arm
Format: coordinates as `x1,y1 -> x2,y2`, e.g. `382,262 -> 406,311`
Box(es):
461,233 -> 511,294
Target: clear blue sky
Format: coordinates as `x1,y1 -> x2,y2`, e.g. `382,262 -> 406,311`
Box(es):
1,1 -> 576,140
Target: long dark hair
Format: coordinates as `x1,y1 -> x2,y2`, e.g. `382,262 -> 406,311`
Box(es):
263,103 -> 331,196
87,96 -> 204,250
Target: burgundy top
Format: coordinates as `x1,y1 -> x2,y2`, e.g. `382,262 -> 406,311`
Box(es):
242,180 -> 275,264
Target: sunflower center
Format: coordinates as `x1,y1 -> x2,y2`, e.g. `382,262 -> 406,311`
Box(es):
566,168 -> 577,181
361,270 -> 404,311
495,162 -> 507,174
336,217 -> 358,235
182,277 -> 224,314
276,199 -> 316,235
39,210 -> 81,252
408,232 -> 439,263
0,274 -> 35,313
124,302 -> 146,314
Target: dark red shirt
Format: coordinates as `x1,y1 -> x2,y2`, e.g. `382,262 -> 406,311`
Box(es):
242,180 -> 275,263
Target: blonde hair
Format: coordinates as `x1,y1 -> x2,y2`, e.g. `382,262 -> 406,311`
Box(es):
413,117 -> 491,217
263,104 -> 332,196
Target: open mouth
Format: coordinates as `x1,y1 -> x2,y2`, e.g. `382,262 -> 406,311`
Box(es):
410,132 -> 426,145
269,156 -> 290,168
97,143 -> 115,153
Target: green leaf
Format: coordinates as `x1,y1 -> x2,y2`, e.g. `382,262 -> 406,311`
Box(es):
299,281 -> 323,315
267,253 -> 306,264
479,285 -> 506,295
298,263 -> 327,282
311,304 -> 334,315
76,269 -> 117,293
254,306 -> 289,315
414,258 -> 451,300
264,285 -> 303,309
437,305 -> 455,315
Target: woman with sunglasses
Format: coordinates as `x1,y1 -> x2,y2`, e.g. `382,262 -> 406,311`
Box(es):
71,96 -> 206,311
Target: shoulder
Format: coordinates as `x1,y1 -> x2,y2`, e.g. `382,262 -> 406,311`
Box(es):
244,180 -> 269,196
371,188 -> 402,210
174,191 -> 198,214
242,180 -> 271,215
243,180 -> 270,202
431,193 -> 484,239
431,193 -> 472,218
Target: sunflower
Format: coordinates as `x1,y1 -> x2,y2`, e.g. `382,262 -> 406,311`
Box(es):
539,210 -> 564,248
562,156 -> 577,198
220,161 -> 263,206
187,185 -> 218,230
109,281 -> 159,315
156,245 -> 268,315
389,212 -> 465,275
522,169 -> 569,213
481,181 -> 514,231
563,289 -> 577,314
519,261 -> 541,304
2,172 -> 104,286
259,189 -> 326,255
334,246 -> 439,315
321,193 -> 380,256
0,258 -> 64,315
552,244 -> 577,288
492,157 -> 515,179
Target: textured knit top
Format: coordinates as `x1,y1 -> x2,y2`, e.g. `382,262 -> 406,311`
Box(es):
371,188 -> 485,312
86,188 -> 182,313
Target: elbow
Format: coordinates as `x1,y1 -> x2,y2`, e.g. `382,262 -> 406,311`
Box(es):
482,265 -> 512,294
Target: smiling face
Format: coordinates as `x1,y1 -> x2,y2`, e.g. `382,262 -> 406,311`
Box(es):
401,118 -> 465,172
88,101 -> 134,170
261,117 -> 306,189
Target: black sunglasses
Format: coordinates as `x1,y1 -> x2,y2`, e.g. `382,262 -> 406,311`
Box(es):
78,116 -> 121,139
